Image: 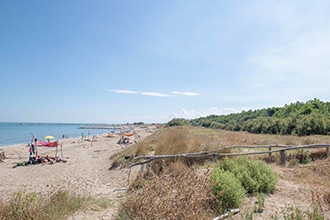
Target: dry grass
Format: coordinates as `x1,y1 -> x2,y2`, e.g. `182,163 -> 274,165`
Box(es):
324,190 -> 330,210
280,157 -> 330,187
118,162 -> 220,220
0,190 -> 110,220
266,157 -> 330,219
110,126 -> 330,169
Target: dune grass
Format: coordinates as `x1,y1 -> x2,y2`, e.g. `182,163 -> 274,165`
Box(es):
118,162 -> 220,220
0,190 -> 111,220
110,126 -> 330,169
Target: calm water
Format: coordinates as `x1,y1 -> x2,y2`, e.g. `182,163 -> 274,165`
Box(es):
0,122 -> 123,147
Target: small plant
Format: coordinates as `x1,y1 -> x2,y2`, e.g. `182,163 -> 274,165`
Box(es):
306,205 -> 325,220
148,144 -> 157,151
294,207 -> 304,220
116,209 -> 129,220
296,149 -> 311,164
270,205 -> 325,220
240,210 -> 254,220
271,213 -> 279,220
254,193 -> 265,213
288,158 -> 300,167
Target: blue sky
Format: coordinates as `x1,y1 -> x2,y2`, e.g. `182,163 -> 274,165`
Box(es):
1,0 -> 330,124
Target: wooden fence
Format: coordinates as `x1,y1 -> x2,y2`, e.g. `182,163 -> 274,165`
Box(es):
129,144 -> 330,178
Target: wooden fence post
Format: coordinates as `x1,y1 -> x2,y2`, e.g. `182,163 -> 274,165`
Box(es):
280,149 -> 286,165
326,146 -> 330,158
146,162 -> 151,176
212,155 -> 217,163
139,164 -> 144,180
268,145 -> 272,162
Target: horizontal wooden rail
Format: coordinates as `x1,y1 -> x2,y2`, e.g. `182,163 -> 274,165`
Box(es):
130,144 -> 330,168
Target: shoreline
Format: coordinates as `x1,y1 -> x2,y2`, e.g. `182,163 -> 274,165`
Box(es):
0,123 -> 157,148
0,131 -> 113,148
0,135 -> 99,149
0,125 -> 154,219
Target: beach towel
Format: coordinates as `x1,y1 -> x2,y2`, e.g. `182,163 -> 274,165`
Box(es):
36,140 -> 58,147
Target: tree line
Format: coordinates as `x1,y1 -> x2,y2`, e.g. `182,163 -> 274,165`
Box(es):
166,98 -> 330,136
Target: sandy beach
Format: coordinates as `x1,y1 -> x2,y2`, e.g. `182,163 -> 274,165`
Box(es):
0,125 -> 153,219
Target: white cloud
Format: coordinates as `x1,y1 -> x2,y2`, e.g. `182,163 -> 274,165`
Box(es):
170,109 -> 197,119
110,89 -> 199,97
141,92 -> 169,97
170,107 -> 245,120
112,89 -> 138,94
172,91 -> 199,96
110,89 -> 168,97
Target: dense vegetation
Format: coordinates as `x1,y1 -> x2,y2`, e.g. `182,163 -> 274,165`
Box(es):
167,99 -> 330,136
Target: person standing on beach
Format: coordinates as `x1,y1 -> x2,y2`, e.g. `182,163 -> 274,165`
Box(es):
28,144 -> 33,163
34,138 -> 38,157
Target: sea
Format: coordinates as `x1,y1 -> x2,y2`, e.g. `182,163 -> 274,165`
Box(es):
0,122 -> 124,147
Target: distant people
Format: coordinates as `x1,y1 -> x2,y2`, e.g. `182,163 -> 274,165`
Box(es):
29,140 -> 37,164
34,138 -> 38,157
62,134 -> 65,139
29,145 -> 33,163
31,143 -> 35,154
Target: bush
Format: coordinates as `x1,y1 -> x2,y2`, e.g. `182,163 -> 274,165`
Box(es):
218,157 -> 278,194
210,168 -> 246,212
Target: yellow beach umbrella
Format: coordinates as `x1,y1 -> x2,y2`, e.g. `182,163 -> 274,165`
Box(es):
44,135 -> 54,140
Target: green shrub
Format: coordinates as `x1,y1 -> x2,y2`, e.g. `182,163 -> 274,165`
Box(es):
218,157 -> 278,193
211,168 -> 246,211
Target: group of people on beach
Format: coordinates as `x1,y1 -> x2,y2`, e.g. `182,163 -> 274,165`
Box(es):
13,137 -> 66,168
14,155 -> 64,168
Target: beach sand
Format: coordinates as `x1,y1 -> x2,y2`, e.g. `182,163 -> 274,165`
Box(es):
0,125 -> 153,219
